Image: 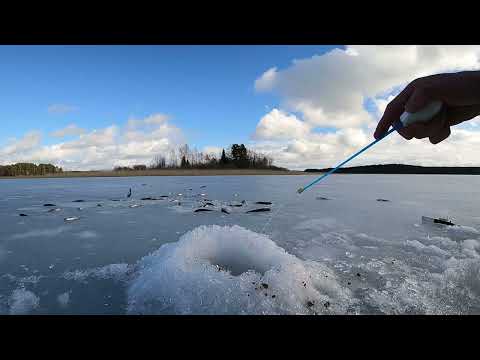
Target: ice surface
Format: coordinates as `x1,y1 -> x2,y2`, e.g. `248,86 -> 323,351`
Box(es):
74,230 -> 99,239
11,226 -> 68,239
0,245 -> 6,263
1,174 -> 480,314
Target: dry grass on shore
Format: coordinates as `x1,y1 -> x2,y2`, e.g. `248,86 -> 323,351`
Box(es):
0,168 -> 308,179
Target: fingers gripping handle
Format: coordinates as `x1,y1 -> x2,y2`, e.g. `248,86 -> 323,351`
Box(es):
394,100 -> 443,130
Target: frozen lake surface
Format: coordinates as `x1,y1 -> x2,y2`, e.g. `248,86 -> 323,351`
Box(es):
1,174 -> 480,314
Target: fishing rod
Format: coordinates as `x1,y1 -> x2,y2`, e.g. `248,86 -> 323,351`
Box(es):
297,100 -> 444,194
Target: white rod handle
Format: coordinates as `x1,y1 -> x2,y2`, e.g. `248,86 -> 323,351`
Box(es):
399,100 -> 443,127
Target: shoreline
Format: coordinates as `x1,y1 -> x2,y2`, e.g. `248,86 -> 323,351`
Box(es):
0,169 -> 308,179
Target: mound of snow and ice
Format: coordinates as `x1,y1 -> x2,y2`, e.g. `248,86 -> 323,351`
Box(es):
57,292 -> 70,308
126,225 -> 355,315
8,288 -> 40,315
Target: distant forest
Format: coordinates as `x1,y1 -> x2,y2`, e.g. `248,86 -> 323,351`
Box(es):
0,163 -> 63,176
305,164 -> 480,175
114,143 -> 285,171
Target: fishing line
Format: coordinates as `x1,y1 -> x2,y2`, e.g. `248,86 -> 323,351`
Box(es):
257,101 -> 444,237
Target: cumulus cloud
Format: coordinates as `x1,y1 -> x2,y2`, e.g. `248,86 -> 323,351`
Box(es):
255,45 -> 480,129
127,113 -> 170,129
0,131 -> 42,157
255,67 -> 278,91
48,104 -> 78,114
0,114 -> 185,170
252,45 -> 480,169
202,146 -> 223,157
253,109 -> 311,140
50,124 -> 86,138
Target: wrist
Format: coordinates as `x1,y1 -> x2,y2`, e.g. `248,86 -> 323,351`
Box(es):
456,71 -> 480,104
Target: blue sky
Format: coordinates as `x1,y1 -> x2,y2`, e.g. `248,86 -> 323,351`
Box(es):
0,45 -> 340,149
3,45 -> 479,170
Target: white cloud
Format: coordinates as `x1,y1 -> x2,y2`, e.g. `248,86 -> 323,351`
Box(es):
255,67 -> 278,91
50,124 -> 86,138
252,46 -> 480,169
143,114 -> 170,125
48,104 -> 78,114
127,113 -> 170,129
255,45 -> 480,129
202,146 -> 223,157
253,109 -> 311,140
0,131 -> 42,157
0,114 -> 186,170
61,126 -> 118,150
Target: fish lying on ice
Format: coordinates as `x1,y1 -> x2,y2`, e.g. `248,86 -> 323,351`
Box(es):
246,208 -> 271,213
422,216 -> 455,226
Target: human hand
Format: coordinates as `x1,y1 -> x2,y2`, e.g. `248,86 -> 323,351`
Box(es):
374,71 -> 480,144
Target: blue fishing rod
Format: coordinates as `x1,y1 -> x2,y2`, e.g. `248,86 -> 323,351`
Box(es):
297,101 -> 443,194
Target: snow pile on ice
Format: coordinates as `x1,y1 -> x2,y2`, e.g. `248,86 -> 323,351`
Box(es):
57,292 -> 70,308
63,263 -> 132,283
9,288 -> 40,315
127,225 -> 354,315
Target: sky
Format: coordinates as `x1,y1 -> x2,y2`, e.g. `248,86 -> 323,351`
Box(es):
1,45 -> 480,170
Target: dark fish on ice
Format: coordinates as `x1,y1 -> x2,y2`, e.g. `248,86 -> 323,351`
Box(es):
246,208 -> 271,213
194,208 -> 214,212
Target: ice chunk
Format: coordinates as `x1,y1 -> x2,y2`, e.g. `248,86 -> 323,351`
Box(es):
63,263 -> 132,283
9,288 -> 40,315
57,292 -> 70,308
127,225 -> 353,315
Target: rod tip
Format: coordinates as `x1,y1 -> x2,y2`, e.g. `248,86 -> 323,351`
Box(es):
297,187 -> 304,194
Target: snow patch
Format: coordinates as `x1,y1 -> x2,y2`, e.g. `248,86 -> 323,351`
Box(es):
127,225 -> 354,315
9,288 -> 40,315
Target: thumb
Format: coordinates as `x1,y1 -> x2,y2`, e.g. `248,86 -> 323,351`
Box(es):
404,87 -> 432,113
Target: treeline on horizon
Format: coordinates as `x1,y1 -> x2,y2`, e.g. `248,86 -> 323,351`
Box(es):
305,164 -> 480,175
114,143 -> 286,171
0,163 -> 63,176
